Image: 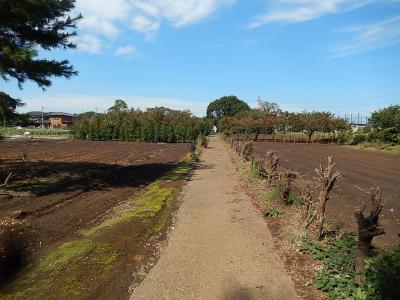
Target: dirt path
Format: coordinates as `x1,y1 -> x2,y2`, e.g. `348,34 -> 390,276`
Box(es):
130,136 -> 299,300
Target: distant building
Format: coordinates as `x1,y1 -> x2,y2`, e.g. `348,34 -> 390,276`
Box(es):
49,112 -> 74,128
26,111 -> 50,127
26,111 -> 74,128
351,124 -> 367,132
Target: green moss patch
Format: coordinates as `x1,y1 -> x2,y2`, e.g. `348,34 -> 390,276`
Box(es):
6,240 -> 119,299
82,184 -> 176,237
2,158 -> 194,299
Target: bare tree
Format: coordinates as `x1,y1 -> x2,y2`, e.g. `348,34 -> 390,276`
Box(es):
265,151 -> 280,187
309,156 -> 341,240
281,170 -> 297,205
234,140 -> 242,154
0,172 -> 13,189
354,188 -> 385,285
241,141 -> 254,161
301,184 -> 314,223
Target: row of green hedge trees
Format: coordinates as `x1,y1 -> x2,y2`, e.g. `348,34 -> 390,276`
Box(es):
72,106 -> 212,143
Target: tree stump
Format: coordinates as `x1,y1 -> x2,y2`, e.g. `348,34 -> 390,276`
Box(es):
354,188 -> 385,286
309,156 -> 340,240
282,170 -> 297,205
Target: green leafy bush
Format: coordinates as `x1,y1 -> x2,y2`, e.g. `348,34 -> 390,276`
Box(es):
350,133 -> 368,145
337,131 -> 352,144
381,127 -> 400,144
300,235 -> 359,299
364,246 -> 400,300
300,236 -> 400,300
199,134 -> 209,148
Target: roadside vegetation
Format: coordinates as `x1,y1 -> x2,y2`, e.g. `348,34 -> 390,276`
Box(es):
347,105 -> 400,153
223,134 -> 399,300
215,98 -> 399,153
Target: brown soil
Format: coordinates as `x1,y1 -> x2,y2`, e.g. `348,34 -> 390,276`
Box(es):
0,140 -> 189,298
253,142 -> 400,246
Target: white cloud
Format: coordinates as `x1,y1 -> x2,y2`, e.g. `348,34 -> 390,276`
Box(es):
114,46 -> 139,58
330,15 -> 400,56
19,94 -> 208,116
131,14 -> 160,38
74,0 -> 234,50
248,0 -> 376,28
77,34 -> 104,54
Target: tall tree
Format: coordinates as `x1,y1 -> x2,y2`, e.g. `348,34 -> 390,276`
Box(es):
0,91 -> 24,126
207,96 -> 250,124
0,0 -> 81,89
369,105 -> 400,130
108,99 -> 128,113
257,99 -> 281,114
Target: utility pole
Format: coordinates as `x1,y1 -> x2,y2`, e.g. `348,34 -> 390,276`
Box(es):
41,106 -> 44,128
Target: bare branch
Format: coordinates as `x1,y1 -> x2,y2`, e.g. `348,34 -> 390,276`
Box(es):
0,172 -> 14,189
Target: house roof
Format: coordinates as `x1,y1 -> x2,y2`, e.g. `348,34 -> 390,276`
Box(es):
27,111 -> 49,117
49,112 -> 73,117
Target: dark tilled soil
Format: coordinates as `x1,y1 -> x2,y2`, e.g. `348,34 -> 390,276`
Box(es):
0,140 -> 189,293
254,142 -> 400,246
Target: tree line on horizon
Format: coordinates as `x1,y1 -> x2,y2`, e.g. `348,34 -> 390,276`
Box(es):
207,95 -> 400,145
72,101 -> 212,143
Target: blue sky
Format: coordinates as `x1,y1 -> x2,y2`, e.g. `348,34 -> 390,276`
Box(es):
2,0 -> 400,117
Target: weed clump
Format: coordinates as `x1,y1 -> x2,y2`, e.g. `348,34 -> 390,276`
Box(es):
299,235 -> 400,299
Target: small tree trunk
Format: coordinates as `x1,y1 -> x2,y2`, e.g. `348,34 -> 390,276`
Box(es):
312,189 -> 329,239
265,152 -> 279,187
354,188 -> 385,286
282,170 -> 297,205
301,186 -> 313,223
253,132 -> 259,142
308,157 -> 340,240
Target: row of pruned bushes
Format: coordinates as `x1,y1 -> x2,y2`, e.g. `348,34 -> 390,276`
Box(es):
224,136 -> 399,300
72,107 -> 212,143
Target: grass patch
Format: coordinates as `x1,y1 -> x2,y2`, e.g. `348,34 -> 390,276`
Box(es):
264,208 -> 284,218
161,160 -> 193,181
259,187 -> 281,202
288,191 -> 304,206
248,160 -> 261,183
346,144 -> 400,154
